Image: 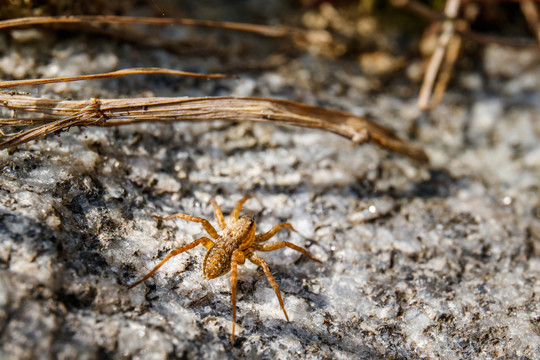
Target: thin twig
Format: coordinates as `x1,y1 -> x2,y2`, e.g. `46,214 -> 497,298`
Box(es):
0,15 -> 304,38
430,34 -> 462,107
0,68 -> 233,89
418,0 -> 462,110
521,0 -> 540,43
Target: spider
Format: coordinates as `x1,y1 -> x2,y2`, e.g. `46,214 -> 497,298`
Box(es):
128,195 -> 321,341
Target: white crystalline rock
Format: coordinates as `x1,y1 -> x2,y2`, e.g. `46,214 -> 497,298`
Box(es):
291,209 -> 315,238
484,44 -> 540,78
117,321 -> 173,360
153,172 -> 182,194
231,78 -> 256,97
523,147 -> 540,167
317,275 -> 372,320
28,167 -> 71,187
469,99 -> 501,142
348,197 -> 394,223
311,168 -> 355,187
403,309 -> 432,348
9,245 -> 55,285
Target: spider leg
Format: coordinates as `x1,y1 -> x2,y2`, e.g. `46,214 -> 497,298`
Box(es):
128,236 -> 214,289
210,198 -> 227,231
229,249 -> 246,342
154,213 -> 219,239
229,195 -> 251,223
255,222 -> 296,243
257,241 -> 321,263
247,253 -> 289,322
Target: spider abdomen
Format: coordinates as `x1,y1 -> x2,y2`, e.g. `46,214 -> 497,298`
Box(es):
203,247 -> 230,279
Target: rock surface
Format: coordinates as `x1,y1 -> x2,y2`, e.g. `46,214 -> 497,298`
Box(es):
0,3 -> 539,359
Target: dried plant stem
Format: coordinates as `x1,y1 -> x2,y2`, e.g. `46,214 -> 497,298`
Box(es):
0,94 -> 428,163
0,15 -> 302,38
418,0 -> 462,110
430,34 -> 462,107
521,0 -> 540,43
0,68 -> 232,89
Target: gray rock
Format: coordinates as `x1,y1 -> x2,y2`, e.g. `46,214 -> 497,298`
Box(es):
1,4 -> 539,359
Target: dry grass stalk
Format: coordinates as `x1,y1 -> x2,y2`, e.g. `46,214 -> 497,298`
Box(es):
0,15 -> 303,38
521,0 -> 540,43
418,0 -> 462,110
0,68 -> 232,88
0,90 -> 428,163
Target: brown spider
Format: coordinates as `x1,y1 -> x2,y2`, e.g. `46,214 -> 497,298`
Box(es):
128,195 -> 321,341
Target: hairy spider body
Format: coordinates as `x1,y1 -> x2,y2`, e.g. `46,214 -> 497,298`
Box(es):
128,196 -> 320,341
202,215 -> 255,279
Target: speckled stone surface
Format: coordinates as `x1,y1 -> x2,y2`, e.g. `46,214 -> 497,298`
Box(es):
0,4 -> 539,359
